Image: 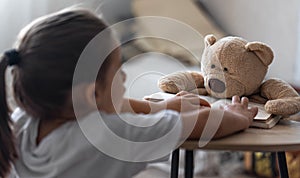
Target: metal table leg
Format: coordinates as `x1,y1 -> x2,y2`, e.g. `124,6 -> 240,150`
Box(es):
171,149 -> 180,178
277,152 -> 289,178
185,150 -> 194,178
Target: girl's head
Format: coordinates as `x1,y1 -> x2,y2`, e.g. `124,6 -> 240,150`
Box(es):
0,8 -> 124,177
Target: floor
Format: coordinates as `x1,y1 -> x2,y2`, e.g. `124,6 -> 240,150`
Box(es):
132,150 -> 256,178
134,167 -> 256,178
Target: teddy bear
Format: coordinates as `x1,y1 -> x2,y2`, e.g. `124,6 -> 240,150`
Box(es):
158,34 -> 300,116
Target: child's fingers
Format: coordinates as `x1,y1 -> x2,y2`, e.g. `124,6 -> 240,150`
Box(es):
200,99 -> 211,107
184,96 -> 211,107
176,91 -> 189,96
181,93 -> 198,98
176,92 -> 211,107
241,97 -> 249,106
249,107 -> 258,117
232,95 -> 241,104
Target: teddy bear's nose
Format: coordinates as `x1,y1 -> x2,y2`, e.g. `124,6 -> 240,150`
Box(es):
208,79 -> 225,93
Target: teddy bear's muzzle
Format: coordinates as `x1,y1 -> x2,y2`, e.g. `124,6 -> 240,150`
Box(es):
208,78 -> 226,93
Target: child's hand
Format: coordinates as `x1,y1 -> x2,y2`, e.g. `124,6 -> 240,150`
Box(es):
162,91 -> 210,112
223,95 -> 258,125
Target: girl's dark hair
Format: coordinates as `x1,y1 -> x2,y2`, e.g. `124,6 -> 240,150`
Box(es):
0,8 -> 114,177
0,56 -> 17,177
13,8 -> 114,119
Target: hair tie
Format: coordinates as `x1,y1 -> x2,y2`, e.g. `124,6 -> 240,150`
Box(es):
4,49 -> 21,66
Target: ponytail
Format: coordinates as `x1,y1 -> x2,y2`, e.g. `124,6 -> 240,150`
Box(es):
0,55 -> 17,178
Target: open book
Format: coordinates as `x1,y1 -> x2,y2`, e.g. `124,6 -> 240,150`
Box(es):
144,92 -> 281,129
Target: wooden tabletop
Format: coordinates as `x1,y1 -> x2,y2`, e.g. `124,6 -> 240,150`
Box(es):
181,119 -> 300,152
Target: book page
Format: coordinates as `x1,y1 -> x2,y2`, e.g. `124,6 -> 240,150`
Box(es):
247,102 -> 271,121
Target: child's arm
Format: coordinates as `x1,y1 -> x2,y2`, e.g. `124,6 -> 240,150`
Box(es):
183,96 -> 258,139
122,93 -> 257,139
121,92 -> 210,114
121,98 -> 161,114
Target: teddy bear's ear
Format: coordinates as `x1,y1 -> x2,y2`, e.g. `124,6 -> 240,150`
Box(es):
245,42 -> 274,66
204,34 -> 217,47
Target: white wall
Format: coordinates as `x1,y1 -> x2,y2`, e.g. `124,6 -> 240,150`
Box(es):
0,0 -> 127,52
0,0 -> 47,51
200,0 -> 300,85
296,12 -> 300,84
0,0 -> 83,52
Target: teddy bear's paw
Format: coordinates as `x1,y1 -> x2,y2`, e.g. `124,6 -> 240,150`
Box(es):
158,80 -> 181,93
265,97 -> 300,116
158,71 -> 203,93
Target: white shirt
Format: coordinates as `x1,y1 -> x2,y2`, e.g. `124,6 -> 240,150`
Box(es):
11,108 -> 182,178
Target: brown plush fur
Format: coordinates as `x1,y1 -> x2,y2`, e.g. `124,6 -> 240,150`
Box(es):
159,34 -> 300,116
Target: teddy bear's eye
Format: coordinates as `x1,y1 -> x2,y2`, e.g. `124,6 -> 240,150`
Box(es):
211,64 -> 216,69
223,67 -> 228,72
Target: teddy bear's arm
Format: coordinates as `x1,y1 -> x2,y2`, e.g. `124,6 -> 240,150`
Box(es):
261,78 -> 299,99
158,71 -> 205,94
260,78 -> 300,115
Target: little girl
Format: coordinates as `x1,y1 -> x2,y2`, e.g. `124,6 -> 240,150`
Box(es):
0,8 -> 257,178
